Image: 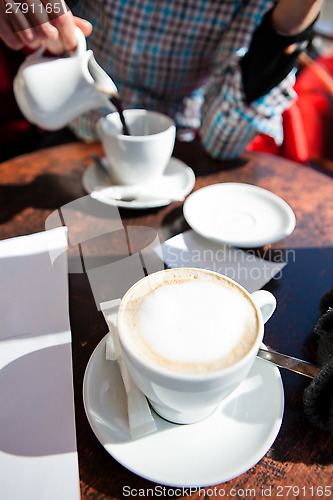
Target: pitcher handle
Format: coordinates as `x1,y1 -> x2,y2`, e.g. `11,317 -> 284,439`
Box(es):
28,26 -> 87,59
72,27 -> 87,56
29,43 -> 47,59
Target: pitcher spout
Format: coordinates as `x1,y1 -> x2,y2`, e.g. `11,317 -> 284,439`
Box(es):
87,53 -> 119,99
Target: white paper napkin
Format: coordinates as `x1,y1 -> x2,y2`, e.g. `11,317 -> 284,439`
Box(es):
156,230 -> 286,292
0,227 -> 80,500
100,300 -> 157,439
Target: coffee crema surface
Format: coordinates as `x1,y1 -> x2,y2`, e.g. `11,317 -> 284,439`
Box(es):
119,269 -> 259,374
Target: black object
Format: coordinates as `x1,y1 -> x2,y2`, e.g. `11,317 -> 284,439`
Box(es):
304,287 -> 333,432
241,9 -> 315,103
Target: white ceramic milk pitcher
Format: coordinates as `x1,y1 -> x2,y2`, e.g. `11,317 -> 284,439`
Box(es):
13,28 -> 118,130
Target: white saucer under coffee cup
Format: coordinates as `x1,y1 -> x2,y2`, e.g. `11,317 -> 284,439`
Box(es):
97,109 -> 176,185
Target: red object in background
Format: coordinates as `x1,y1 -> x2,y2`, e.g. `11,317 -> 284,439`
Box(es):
280,99 -> 310,163
0,41 -> 36,143
248,52 -> 333,164
247,133 -> 279,155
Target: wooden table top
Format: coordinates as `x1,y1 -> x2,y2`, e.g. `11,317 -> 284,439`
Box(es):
0,139 -> 332,499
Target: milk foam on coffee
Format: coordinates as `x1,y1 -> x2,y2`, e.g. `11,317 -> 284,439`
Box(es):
120,269 -> 259,374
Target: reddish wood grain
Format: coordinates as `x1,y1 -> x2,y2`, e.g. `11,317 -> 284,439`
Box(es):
0,139 -> 332,500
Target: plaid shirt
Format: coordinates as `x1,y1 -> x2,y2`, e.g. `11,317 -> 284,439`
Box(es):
70,0 -> 296,159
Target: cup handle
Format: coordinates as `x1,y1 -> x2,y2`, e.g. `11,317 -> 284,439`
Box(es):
251,290 -> 276,324
27,26 -> 86,60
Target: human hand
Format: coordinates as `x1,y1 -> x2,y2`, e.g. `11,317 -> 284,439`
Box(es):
0,0 -> 92,54
270,0 -> 324,35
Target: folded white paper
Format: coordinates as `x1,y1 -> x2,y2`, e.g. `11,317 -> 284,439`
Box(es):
156,230 -> 286,292
100,300 -> 157,439
0,228 -> 80,500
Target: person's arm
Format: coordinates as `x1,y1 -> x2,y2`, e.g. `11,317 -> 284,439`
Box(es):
270,0 -> 323,35
200,0 -> 323,160
0,0 -> 92,54
241,0 -> 323,102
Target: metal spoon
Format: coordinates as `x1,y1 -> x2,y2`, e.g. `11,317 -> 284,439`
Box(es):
257,348 -> 320,379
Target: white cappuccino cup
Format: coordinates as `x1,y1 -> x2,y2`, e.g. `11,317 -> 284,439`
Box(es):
97,109 -> 175,185
117,267 -> 276,424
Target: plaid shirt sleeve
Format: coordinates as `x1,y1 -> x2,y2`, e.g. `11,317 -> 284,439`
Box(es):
199,0 -> 297,159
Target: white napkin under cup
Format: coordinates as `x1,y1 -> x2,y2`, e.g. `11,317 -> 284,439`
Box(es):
100,299 -> 157,439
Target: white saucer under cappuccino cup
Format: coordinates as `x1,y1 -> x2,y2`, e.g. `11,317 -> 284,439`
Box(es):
97,109 -> 175,185
117,267 -> 276,424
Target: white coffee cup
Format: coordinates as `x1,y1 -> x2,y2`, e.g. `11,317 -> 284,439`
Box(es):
117,267 -> 276,424
97,109 -> 176,185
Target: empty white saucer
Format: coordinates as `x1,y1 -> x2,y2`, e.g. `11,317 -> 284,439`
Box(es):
83,334 -> 284,487
82,157 -> 195,209
183,183 -> 296,248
